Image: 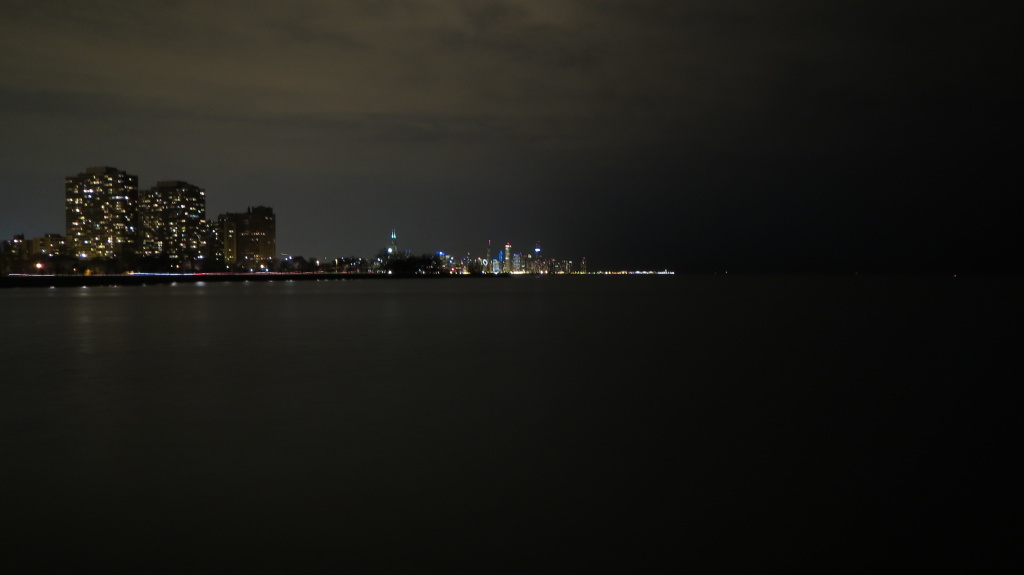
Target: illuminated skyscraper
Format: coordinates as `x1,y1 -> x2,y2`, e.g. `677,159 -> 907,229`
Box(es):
140,180 -> 208,260
530,241 -> 542,273
218,206 -> 276,266
65,166 -> 139,259
504,242 -> 512,273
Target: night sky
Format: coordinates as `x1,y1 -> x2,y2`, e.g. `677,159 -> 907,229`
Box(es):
1,1 -> 1016,272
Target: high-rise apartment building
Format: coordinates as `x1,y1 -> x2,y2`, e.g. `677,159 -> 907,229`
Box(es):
140,180 -> 208,260
65,166 -> 139,259
218,206 -> 276,266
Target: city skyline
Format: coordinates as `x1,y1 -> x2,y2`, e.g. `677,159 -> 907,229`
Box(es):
3,164 -> 598,275
3,162 -> 597,271
0,2 -> 1017,273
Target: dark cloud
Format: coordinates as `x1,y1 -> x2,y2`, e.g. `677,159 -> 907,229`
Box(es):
0,0 -> 1017,271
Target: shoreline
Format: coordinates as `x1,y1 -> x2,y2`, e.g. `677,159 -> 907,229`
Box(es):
0,272 -> 511,288
0,271 -> 678,289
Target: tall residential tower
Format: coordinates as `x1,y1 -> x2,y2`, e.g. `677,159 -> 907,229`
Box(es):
65,166 -> 139,259
139,180 -> 208,261
218,206 -> 276,267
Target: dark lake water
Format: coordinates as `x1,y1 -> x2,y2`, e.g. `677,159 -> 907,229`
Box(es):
2,274 -> 1019,571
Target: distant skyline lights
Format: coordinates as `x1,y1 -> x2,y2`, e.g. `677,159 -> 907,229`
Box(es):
3,165 -> 643,275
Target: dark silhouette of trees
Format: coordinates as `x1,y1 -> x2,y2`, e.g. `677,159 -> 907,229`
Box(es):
383,253 -> 446,275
